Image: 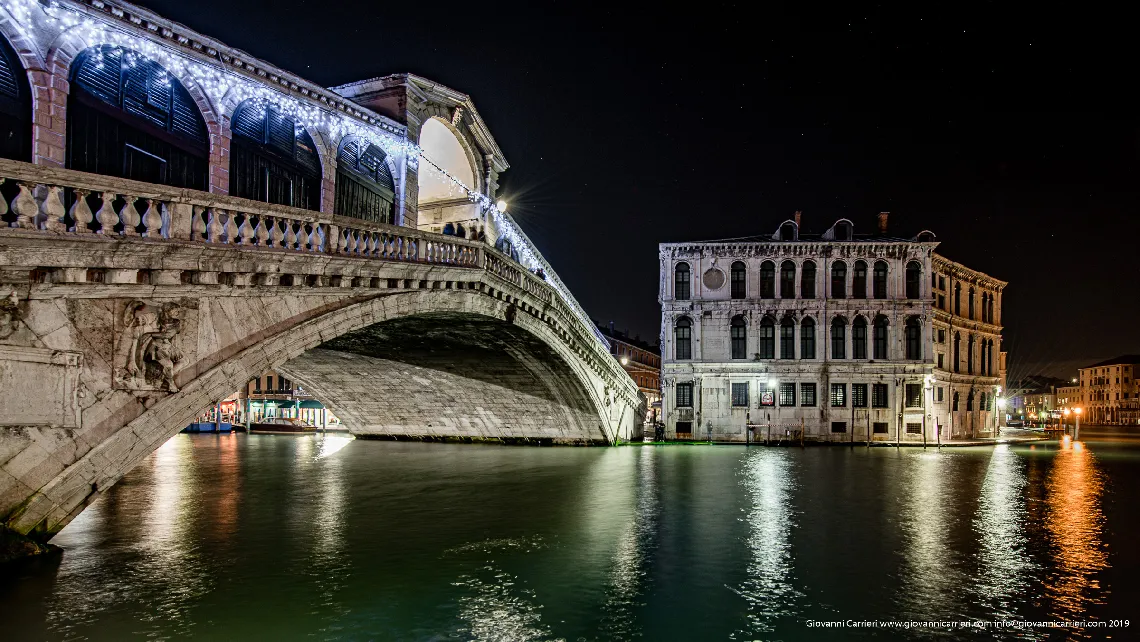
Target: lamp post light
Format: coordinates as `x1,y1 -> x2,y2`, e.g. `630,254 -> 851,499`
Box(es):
1063,407 -> 1071,436
620,356 -> 629,366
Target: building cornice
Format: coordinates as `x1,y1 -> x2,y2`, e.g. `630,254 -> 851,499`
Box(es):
932,253 -> 1007,290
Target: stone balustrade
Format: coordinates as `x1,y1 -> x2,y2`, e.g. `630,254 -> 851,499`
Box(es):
0,159 -> 478,269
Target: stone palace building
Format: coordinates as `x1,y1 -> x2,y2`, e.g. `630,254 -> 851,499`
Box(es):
658,213 -> 1006,443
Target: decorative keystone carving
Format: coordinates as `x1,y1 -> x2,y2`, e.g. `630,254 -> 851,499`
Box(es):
114,300 -> 196,393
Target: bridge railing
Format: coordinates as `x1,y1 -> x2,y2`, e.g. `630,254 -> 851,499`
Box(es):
0,159 -> 480,268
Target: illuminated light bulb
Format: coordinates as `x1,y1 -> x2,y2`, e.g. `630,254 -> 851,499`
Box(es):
496,200 -> 508,212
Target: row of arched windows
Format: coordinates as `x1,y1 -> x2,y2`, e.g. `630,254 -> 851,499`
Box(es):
0,41 -> 397,224
676,259 -> 923,300
675,315 -> 922,361
951,333 -> 997,375
946,282 -> 999,324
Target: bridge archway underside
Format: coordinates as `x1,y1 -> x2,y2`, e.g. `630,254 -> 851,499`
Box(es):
281,313 -> 606,443
1,219 -> 642,541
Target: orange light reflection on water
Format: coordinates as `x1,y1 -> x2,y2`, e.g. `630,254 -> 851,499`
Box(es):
1044,439 -> 1108,622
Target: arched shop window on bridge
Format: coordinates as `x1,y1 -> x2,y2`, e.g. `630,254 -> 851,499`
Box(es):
67,45 -> 209,189
0,35 -> 31,162
335,136 -> 396,224
230,99 -> 322,211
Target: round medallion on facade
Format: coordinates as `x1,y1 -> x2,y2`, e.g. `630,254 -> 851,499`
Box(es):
702,268 -> 726,290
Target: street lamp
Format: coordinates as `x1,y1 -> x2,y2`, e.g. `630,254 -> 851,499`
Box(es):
924,374 -> 935,446
496,200 -> 508,212
620,356 -> 629,366
1063,407 -> 1071,435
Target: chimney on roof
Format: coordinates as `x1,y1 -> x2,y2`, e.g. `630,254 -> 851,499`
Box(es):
609,320 -> 615,335
878,212 -> 889,234
794,210 -> 802,227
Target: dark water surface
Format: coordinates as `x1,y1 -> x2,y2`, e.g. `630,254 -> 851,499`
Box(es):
2,435 -> 1138,641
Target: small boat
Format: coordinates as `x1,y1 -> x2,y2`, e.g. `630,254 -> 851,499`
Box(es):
183,421 -> 232,433
248,417 -> 317,434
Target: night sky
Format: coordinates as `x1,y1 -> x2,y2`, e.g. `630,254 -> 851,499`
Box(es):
144,0 -> 1139,379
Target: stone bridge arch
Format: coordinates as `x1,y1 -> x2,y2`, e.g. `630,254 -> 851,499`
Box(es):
4,287 -> 624,542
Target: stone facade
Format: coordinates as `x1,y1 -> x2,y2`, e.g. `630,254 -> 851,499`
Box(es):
1079,356 -> 1140,425
659,216 -> 1003,443
929,254 -> 1007,438
597,323 -> 661,422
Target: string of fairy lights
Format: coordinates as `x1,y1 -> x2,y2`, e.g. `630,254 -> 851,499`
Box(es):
4,0 -> 609,349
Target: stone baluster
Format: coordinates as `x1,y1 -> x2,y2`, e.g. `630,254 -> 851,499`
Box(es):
95,191 -> 117,234
11,182 -> 38,229
269,217 -> 285,248
237,214 -> 254,245
190,205 -> 207,240
222,210 -> 238,244
69,189 -> 93,233
254,217 -> 269,246
206,208 -> 224,243
118,196 -> 141,236
38,184 -> 67,233
284,220 -> 298,250
326,224 -> 340,254
306,225 -> 319,252
0,178 -> 7,221
141,199 -> 162,238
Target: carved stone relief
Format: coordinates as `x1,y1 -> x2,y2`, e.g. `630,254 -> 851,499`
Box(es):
113,299 -> 197,393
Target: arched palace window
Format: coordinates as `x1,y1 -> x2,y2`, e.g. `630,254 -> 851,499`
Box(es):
780,316 -> 795,359
731,315 -> 747,359
675,263 -> 691,300
335,137 -> 395,224
853,261 -> 867,299
675,317 -> 692,360
831,316 -> 846,359
230,99 -> 322,211
800,317 -> 816,359
853,316 -> 868,360
831,261 -> 847,299
0,35 -> 31,162
759,261 -> 775,299
731,261 -> 747,299
801,261 -> 816,299
873,315 -> 889,359
873,260 -> 888,299
758,316 -> 775,359
906,261 -> 922,299
905,317 -> 922,360
67,45 -> 208,189
780,261 -> 796,298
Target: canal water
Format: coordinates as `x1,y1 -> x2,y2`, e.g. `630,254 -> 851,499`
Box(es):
2,435 -> 1137,641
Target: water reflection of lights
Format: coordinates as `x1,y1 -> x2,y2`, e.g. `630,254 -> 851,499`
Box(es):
898,450 -> 956,618
975,444 -> 1035,618
136,436 -> 213,634
307,435 -> 351,620
599,446 -> 659,638
314,434 -> 354,459
1045,439 -> 1107,621
733,449 -> 800,636
447,536 -> 555,641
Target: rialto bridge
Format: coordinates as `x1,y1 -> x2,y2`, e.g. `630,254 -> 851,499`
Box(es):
0,0 -> 644,547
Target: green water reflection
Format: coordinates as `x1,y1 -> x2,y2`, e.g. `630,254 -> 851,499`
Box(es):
2,435 -> 1136,641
